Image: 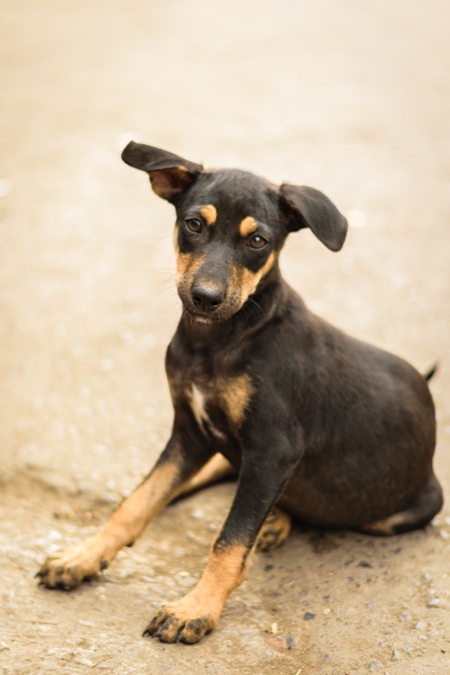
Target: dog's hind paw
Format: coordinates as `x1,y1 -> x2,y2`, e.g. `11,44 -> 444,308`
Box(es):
257,507 -> 292,552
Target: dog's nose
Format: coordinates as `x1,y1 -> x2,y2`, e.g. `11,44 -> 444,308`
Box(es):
191,285 -> 224,312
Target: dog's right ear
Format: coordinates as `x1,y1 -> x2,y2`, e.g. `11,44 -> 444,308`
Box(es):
121,142 -> 204,205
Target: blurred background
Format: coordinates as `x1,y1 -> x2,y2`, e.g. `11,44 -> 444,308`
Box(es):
1,1 -> 449,672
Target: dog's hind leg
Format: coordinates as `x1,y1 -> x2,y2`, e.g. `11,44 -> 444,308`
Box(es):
176,458 -> 291,550
359,473 -> 443,536
173,453 -> 236,499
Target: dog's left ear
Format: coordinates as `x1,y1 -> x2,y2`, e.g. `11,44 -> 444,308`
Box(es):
279,183 -> 348,251
121,141 -> 204,205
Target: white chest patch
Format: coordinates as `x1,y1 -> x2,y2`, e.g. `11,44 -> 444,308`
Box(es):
189,384 -> 226,440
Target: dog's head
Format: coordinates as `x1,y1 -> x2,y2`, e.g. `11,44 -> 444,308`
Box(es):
122,142 -> 348,324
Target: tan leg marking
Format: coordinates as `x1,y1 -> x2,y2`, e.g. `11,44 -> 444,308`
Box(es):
38,456 -> 182,590
144,536 -> 252,643
218,374 -> 253,427
239,216 -> 258,237
257,507 -> 292,552
176,453 -> 235,498
200,204 -> 217,226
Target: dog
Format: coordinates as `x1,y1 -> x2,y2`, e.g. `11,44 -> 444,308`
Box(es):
37,143 -> 443,644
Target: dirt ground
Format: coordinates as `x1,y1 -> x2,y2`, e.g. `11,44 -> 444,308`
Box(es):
1,0 -> 450,673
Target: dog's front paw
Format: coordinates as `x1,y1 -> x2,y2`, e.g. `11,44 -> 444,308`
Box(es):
36,539 -> 108,590
143,594 -> 220,644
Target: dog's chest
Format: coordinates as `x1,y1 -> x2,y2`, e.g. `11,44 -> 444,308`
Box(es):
185,375 -> 253,438
188,384 -> 226,439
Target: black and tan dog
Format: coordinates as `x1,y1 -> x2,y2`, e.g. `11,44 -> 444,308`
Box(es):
37,143 -> 443,644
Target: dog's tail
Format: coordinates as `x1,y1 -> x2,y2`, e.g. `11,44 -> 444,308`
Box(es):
424,364 -> 438,382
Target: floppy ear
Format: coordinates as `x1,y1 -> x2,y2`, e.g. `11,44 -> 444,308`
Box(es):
121,141 -> 204,205
279,183 -> 348,252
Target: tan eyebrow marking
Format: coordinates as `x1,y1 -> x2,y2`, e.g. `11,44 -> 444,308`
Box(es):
239,216 -> 258,238
200,205 -> 217,226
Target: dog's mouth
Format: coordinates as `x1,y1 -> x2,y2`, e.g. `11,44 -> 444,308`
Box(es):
182,305 -> 231,325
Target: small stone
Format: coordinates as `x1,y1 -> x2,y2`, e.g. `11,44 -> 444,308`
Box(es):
368,661 -> 383,671
414,621 -> 426,631
78,482 -> 95,494
303,612 -> 316,621
384,627 -> 394,634
427,598 -> 440,607
100,492 -> 121,504
399,612 -> 411,622
176,574 -> 196,588
358,560 -> 373,568
190,509 -> 204,519
422,573 -> 431,581
285,635 -> 297,649
439,529 -> 449,540
99,660 -> 121,669
391,650 -> 400,661
75,657 -> 95,667
268,635 -> 297,650
186,531 -> 202,543
404,645 -> 412,653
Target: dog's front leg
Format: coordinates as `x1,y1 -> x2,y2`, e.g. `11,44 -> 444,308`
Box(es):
145,443 -> 297,644
37,434 -> 214,590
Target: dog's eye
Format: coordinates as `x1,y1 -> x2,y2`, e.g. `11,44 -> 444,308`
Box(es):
249,234 -> 267,250
185,218 -> 202,233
